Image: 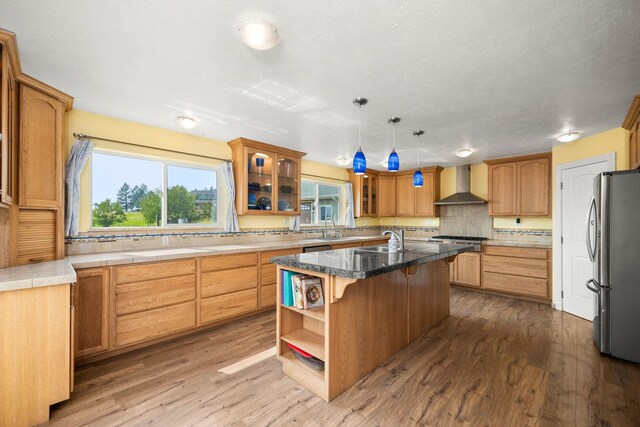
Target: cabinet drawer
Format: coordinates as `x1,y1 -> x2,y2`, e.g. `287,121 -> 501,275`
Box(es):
483,245 -> 548,260
201,266 -> 258,298
115,259 -> 196,284
483,255 -> 548,279
116,274 -> 196,315
260,284 -> 277,308
200,288 -> 258,324
261,263 -> 277,286
116,301 -> 196,347
484,272 -> 548,299
201,253 -> 257,272
260,248 -> 302,264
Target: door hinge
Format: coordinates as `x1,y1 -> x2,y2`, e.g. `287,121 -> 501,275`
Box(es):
561,236 -> 564,244
560,182 -> 563,190
561,291 -> 564,298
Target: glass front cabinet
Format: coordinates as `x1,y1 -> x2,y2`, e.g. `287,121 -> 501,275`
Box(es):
228,138 -> 305,216
349,169 -> 378,218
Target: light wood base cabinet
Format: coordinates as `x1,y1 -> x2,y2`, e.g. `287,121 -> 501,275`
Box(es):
450,252 -> 481,288
0,284 -> 72,427
74,268 -> 109,357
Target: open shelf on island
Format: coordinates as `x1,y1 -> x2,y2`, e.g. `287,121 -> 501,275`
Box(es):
280,351 -> 325,381
281,329 -> 325,361
281,305 -> 325,322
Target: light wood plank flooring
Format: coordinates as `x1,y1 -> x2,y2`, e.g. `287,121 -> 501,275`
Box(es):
49,287 -> 640,426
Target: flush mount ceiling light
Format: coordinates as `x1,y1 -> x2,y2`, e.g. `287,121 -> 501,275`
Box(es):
556,131 -> 582,143
175,116 -> 197,129
335,156 -> 351,166
456,148 -> 473,158
238,21 -> 280,50
413,130 -> 425,187
352,97 -> 368,175
386,117 -> 401,172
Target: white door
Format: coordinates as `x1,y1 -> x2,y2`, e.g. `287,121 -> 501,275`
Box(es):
560,159 -> 611,320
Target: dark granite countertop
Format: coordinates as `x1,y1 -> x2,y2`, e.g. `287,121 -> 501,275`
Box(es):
270,242 -> 474,279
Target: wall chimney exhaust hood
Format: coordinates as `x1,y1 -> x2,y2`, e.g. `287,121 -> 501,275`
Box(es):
434,165 -> 487,205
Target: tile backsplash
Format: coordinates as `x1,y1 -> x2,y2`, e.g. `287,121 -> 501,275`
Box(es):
438,204 -> 492,238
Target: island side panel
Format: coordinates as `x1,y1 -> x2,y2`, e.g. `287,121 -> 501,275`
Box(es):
327,269 -> 408,401
407,258 -> 451,342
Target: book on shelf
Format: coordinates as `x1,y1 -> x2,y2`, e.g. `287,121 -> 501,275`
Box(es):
291,275 -> 305,309
301,277 -> 324,309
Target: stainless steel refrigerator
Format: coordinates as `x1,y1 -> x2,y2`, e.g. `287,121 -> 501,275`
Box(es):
586,169 -> 640,363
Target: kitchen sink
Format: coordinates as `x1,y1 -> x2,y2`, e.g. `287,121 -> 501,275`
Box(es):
356,242 -> 440,254
357,245 -> 415,254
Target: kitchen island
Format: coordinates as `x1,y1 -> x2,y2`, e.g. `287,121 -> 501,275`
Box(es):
271,242 -> 472,401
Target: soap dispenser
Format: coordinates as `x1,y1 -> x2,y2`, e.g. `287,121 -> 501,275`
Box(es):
388,234 -> 399,253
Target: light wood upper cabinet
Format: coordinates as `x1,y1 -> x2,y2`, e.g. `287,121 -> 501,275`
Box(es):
395,173 -> 415,216
487,163 -> 517,216
74,268 -> 110,358
349,169 -> 379,218
622,95 -> 640,170
486,153 -> 550,217
378,175 -> 396,217
517,158 -> 550,216
228,137 -> 306,216
0,45 -> 18,207
19,84 -> 64,208
390,167 -> 442,217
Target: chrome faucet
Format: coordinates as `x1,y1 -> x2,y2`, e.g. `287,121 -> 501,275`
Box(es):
382,229 -> 404,251
323,217 -> 336,239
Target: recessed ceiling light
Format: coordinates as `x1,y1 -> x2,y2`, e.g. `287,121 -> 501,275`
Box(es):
556,131 -> 581,143
238,21 -> 280,51
335,157 -> 350,166
456,148 -> 473,158
176,116 -> 197,129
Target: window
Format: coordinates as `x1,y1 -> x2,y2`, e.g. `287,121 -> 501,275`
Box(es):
300,180 -> 341,225
91,151 -> 218,228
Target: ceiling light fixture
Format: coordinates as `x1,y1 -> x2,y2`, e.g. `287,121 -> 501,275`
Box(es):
175,116 -> 197,129
352,97 -> 368,175
556,131 -> 582,143
335,157 -> 351,166
413,130 -> 424,187
237,21 -> 280,51
456,148 -> 473,158
387,117 -> 401,172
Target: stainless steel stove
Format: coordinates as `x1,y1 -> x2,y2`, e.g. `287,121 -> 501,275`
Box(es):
429,235 -> 488,252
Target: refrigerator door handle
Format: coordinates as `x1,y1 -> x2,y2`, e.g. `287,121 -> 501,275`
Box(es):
586,278 -> 600,294
586,196 -> 597,262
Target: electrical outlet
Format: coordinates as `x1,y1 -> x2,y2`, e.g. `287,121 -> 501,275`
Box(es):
393,218 -> 398,225
515,218 -> 522,227
162,235 -> 169,246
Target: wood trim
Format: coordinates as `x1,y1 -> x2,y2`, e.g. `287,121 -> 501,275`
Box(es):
227,137 -> 306,158
18,74 -> 73,111
0,29 -> 22,77
622,95 -> 640,129
484,151 -> 551,165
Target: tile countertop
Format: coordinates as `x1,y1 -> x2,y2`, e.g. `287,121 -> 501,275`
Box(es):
66,235 -> 389,269
271,242 -> 473,279
0,259 -> 77,293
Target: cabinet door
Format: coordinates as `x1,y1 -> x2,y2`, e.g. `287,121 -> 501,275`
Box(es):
517,158 -> 550,216
415,171 -> 436,217
449,257 -> 457,283
246,148 -> 276,214
396,174 -> 415,216
488,163 -> 517,216
361,175 -> 371,216
454,253 -> 481,287
275,154 -> 300,214
370,175 -> 378,217
19,85 -> 64,208
378,175 -> 396,217
1,54 -> 17,206
631,119 -> 639,169
74,268 -> 110,358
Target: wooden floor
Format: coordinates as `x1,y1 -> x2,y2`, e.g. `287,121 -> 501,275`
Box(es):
49,287 -> 640,426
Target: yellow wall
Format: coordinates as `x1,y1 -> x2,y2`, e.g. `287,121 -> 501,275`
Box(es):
68,109 -> 352,232
552,127 -> 629,170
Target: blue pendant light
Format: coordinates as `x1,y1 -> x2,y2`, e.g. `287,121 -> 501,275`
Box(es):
387,117 -> 401,172
413,130 -> 424,187
352,98 -> 368,175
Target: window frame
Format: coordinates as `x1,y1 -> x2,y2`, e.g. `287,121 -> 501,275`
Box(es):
300,179 -> 343,226
89,149 -> 221,230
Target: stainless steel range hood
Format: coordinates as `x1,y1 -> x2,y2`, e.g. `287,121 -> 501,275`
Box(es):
434,165 -> 487,205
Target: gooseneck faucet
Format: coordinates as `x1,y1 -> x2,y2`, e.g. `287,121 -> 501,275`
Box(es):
323,217 -> 336,239
382,229 -> 404,251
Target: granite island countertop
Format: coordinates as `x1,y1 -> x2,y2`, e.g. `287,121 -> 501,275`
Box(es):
271,242 -> 473,279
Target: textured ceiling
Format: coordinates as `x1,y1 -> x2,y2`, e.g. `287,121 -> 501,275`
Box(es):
1,0 -> 639,169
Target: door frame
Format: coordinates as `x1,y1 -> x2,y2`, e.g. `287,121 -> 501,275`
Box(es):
553,152 -> 616,310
